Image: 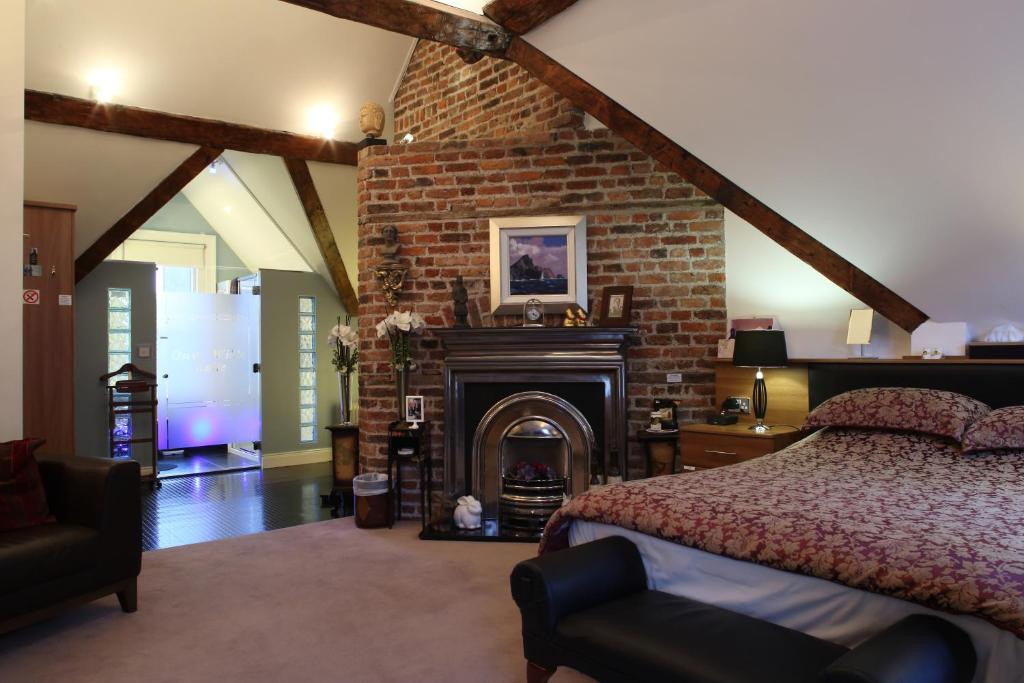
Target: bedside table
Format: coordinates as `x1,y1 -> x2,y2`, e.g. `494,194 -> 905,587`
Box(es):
679,423 -> 804,471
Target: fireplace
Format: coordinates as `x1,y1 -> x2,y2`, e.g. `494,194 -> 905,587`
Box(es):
425,327 -> 636,541
474,391 -> 595,536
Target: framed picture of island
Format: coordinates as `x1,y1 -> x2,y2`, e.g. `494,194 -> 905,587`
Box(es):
488,215 -> 587,315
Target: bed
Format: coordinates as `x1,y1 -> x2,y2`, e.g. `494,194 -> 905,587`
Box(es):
541,388 -> 1024,683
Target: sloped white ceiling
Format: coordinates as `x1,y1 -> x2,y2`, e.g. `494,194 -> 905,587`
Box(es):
221,151 -> 331,287
181,159 -> 311,274
530,0 -> 1024,337
23,121 -> 197,256
26,0 -> 414,141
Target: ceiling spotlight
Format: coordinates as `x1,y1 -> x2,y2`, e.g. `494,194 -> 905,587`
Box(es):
306,105 -> 339,140
86,69 -> 120,104
401,133 -> 415,144
208,160 -> 220,174
223,206 -> 233,214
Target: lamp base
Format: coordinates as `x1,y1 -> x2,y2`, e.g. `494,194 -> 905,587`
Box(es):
748,419 -> 771,433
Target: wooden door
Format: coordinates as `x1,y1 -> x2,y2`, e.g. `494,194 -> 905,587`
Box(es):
23,202 -> 76,455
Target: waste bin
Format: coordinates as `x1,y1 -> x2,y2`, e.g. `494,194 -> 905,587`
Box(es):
353,473 -> 390,528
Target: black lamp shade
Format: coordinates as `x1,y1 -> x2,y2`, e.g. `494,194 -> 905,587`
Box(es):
733,330 -> 788,368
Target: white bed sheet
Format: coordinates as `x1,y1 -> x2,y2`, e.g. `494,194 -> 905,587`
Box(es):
570,520 -> 1024,683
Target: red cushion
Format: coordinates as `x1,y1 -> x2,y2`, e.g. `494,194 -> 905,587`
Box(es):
803,387 -> 990,442
0,439 -> 53,532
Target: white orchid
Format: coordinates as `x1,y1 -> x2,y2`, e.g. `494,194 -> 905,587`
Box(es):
328,323 -> 358,348
329,316 -> 359,375
376,309 -> 426,369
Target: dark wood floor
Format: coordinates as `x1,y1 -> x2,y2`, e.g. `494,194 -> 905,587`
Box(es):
142,462 -> 338,551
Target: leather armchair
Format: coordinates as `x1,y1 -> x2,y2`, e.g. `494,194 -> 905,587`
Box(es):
0,455 -> 142,634
511,536 -> 976,683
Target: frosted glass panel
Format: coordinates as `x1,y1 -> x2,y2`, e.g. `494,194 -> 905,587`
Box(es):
299,334 -> 313,350
108,332 -> 131,352
299,298 -> 314,314
108,288 -> 131,309
158,293 -> 261,449
300,389 -> 315,406
299,371 -> 315,388
300,407 -> 315,424
299,352 -> 315,369
300,425 -> 315,442
108,311 -> 130,330
299,315 -> 314,332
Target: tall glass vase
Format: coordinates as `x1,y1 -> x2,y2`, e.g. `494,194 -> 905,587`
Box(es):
337,372 -> 351,425
394,366 -> 408,422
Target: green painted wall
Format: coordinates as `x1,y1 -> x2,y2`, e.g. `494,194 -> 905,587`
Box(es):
75,261 -> 157,465
259,269 -> 353,455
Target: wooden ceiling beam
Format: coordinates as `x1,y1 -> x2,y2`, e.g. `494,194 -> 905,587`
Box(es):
483,0 -> 579,35
284,157 -> 360,315
75,146 -> 224,283
505,38 -> 928,332
280,0 -> 511,55
26,90 -> 357,166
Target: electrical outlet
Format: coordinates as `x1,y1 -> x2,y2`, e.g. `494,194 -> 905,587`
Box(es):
666,373 -> 682,384
727,396 -> 751,414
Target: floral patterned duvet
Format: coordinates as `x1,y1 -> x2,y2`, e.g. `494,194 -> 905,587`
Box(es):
541,428 -> 1024,639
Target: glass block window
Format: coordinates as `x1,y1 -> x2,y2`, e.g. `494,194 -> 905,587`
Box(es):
107,288 -> 132,458
298,296 -> 317,443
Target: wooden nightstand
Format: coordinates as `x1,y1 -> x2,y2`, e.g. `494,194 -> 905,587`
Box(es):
679,423 -> 804,471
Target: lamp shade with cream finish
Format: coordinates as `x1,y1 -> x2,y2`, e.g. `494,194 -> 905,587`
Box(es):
847,309 -> 874,345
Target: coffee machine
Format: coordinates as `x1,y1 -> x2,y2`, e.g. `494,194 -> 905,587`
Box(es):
650,399 -> 678,431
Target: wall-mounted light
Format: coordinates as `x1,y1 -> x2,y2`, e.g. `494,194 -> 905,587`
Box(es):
306,105 -> 339,140
400,133 -> 415,144
86,69 -> 120,104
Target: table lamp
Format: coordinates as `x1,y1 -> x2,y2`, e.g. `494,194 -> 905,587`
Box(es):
732,330 -> 788,433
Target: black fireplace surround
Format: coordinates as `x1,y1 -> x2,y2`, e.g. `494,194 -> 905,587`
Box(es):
426,327 -> 636,541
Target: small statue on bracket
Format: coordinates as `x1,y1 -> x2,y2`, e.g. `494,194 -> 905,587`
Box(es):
375,224 -> 409,308
452,275 -> 470,329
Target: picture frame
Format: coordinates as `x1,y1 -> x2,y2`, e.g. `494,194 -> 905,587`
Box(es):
489,215 -> 587,315
405,395 -> 425,426
598,285 -> 633,327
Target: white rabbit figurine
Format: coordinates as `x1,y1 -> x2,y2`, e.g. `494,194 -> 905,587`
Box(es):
453,495 -> 482,530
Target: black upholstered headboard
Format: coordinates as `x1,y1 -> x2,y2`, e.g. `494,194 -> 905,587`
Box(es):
808,362 -> 1024,410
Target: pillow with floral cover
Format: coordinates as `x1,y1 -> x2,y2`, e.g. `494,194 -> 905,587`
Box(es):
803,387 -> 990,441
961,406 -> 1024,454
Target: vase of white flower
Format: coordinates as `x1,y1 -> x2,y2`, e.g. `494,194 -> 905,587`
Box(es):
328,316 -> 359,424
376,310 -> 427,420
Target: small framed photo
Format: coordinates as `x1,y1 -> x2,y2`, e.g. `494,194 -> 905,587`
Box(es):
598,286 -> 633,327
405,395 -> 425,426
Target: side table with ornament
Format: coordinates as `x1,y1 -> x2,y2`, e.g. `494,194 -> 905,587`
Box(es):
386,421 -> 432,530
638,428 -> 680,477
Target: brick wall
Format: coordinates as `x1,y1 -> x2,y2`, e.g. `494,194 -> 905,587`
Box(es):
357,130 -> 726,517
393,41 -> 584,142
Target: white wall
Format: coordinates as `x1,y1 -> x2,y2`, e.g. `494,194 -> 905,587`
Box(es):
0,0 -> 25,439
726,210 -> 910,359
532,0 -> 1024,341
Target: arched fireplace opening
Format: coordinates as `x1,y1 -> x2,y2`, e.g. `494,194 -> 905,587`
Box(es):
473,391 -> 594,537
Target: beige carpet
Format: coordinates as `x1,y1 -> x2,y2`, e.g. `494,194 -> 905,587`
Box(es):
0,519 -> 590,682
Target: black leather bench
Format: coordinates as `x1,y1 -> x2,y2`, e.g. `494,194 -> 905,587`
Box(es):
510,536 -> 976,683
